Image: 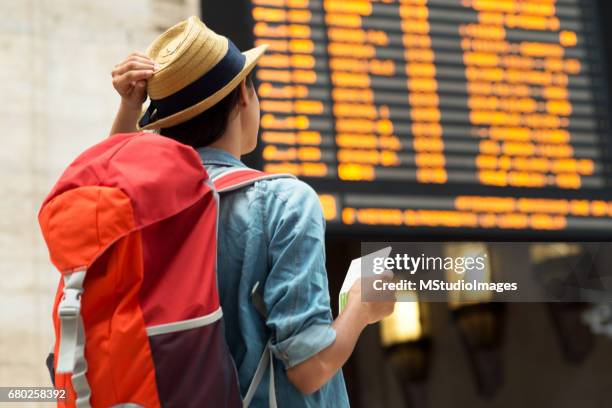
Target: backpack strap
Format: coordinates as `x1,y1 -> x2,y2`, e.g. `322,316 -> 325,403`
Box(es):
212,168 -> 295,193
211,168 -> 293,408
56,269 -> 92,408
243,282 -> 276,408
243,339 -> 276,408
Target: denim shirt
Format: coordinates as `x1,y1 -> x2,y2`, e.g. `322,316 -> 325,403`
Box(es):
198,147 -> 350,408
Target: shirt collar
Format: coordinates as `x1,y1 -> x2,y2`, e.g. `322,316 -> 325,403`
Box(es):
197,147 -> 246,168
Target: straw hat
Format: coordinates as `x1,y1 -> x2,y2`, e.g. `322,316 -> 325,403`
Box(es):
138,16 -> 267,130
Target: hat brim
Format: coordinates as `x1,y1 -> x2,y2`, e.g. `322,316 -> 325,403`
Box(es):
138,44 -> 268,130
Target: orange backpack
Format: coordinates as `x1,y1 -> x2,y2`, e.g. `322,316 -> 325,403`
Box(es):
39,132 -> 288,407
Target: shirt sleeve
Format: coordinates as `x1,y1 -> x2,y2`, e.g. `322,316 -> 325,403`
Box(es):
261,178 -> 336,368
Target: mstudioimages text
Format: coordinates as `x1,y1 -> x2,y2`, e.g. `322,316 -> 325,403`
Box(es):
373,279 -> 519,293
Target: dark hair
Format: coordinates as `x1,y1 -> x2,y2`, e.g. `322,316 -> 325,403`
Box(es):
159,73 -> 254,148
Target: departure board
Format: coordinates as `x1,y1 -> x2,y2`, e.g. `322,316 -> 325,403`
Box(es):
204,0 -> 612,237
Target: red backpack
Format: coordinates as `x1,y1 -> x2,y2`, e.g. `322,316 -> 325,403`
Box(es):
39,132 -> 289,407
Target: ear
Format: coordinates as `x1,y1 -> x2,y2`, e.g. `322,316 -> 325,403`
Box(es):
238,79 -> 249,107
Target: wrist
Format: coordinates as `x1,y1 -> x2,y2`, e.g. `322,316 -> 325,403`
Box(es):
119,99 -> 144,114
343,299 -> 370,332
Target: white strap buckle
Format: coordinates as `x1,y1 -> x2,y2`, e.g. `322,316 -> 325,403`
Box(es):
56,270 -> 92,407
58,288 -> 82,318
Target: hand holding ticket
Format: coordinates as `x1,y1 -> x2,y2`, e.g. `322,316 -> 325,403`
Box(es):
338,247 -> 393,315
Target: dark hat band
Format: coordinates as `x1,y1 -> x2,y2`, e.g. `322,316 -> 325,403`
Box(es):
139,40 -> 247,128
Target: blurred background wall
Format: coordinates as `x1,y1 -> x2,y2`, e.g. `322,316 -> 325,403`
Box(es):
0,0 -> 198,398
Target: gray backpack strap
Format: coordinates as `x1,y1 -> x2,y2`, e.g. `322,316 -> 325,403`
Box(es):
211,168 -> 291,407
56,270 -> 92,408
243,339 -> 276,408
243,282 -> 277,408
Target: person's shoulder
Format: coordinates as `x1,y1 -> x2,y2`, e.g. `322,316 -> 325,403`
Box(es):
256,175 -> 317,202
255,176 -> 325,231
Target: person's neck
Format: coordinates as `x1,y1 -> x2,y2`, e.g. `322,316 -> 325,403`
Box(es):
207,116 -> 242,159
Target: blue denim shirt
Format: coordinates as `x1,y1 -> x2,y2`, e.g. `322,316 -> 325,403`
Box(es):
198,147 -> 350,408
